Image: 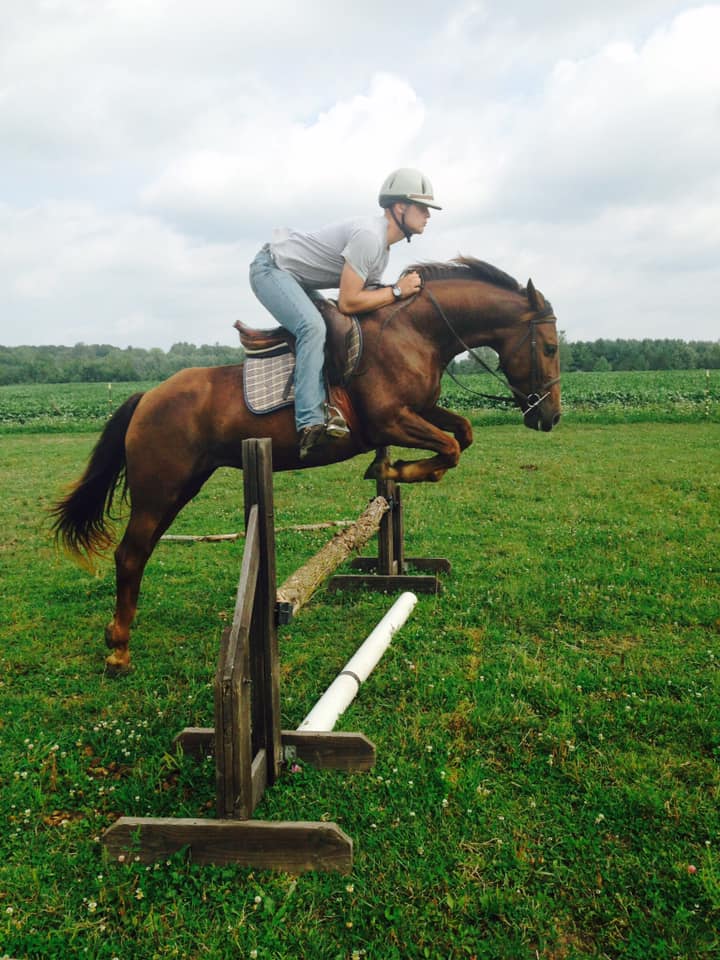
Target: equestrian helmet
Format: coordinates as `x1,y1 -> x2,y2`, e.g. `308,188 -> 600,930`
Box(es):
378,168 -> 442,210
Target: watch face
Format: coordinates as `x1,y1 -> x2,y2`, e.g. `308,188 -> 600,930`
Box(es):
392,285 -> 402,298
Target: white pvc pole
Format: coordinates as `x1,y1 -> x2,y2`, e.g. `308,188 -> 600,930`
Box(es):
297,591 -> 418,732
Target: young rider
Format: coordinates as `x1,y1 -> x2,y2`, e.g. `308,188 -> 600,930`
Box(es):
249,167 -> 441,459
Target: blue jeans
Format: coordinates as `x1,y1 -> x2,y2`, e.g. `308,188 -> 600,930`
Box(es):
249,245 -> 326,430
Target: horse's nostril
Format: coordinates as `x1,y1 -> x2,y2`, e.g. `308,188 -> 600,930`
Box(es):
553,413 -> 561,427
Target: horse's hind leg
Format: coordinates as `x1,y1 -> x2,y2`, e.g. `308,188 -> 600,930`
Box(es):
104,509 -> 158,673
104,474 -> 211,673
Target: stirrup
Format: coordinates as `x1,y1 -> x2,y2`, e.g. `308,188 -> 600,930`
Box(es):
325,404 -> 349,438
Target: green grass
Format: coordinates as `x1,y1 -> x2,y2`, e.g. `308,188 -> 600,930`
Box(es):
0,381 -> 151,432
1,413 -> 719,958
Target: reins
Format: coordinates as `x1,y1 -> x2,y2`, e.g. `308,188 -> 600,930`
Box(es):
424,287 -> 560,418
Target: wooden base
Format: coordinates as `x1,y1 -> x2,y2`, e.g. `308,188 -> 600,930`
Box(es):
103,817 -> 353,873
327,573 -> 440,593
102,725 -> 373,872
328,556 -> 451,595
174,727 -> 377,771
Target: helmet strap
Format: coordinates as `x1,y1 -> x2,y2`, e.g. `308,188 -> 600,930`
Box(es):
390,204 -> 413,243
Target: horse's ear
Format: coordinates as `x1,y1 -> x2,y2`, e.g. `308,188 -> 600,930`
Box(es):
526,278 -> 544,312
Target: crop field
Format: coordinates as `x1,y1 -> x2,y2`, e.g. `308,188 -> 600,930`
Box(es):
0,380 -> 719,959
0,368 -> 718,432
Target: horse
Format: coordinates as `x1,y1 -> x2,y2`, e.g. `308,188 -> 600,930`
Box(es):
51,257 -> 561,672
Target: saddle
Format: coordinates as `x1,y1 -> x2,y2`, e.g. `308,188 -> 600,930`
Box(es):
234,298 -> 363,421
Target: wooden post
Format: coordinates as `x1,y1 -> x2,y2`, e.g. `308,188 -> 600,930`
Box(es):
243,439 -> 283,788
376,466 -> 397,576
328,446 -> 451,594
214,504 -> 260,819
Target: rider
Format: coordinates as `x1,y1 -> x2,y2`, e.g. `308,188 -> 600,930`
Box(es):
249,167 -> 441,459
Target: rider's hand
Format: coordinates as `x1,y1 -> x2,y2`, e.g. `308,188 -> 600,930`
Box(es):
398,271 -> 423,298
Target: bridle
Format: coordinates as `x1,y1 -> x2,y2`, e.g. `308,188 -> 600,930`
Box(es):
424,287 -> 560,420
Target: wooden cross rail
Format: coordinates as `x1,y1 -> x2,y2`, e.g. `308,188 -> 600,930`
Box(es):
328,447 -> 451,594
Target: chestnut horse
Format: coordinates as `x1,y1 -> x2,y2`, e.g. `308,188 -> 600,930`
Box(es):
52,257 -> 561,671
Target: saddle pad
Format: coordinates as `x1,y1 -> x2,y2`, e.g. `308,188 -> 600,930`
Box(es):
244,344 -> 295,414
243,319 -> 362,416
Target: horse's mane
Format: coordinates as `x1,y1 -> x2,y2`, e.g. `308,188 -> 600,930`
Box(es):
409,256 -> 520,293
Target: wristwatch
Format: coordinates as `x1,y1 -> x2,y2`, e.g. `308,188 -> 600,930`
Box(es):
391,284 -> 402,299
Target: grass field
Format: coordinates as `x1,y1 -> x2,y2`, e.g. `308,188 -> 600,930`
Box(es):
0,383 -> 719,958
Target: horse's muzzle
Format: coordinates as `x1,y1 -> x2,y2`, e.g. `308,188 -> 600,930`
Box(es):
524,405 -> 561,432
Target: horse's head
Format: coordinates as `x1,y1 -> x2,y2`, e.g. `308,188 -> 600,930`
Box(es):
499,280 -> 562,432
407,257 -> 561,431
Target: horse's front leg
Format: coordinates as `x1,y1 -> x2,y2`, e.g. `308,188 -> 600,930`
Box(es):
423,405 -> 473,451
364,408 -> 462,483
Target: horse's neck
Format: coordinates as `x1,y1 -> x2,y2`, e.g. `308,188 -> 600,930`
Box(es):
419,283 -> 525,363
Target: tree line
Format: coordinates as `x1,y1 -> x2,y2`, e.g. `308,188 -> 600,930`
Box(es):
559,337 -> 720,372
453,336 -> 720,375
1,337 -> 719,385
0,342 -> 245,385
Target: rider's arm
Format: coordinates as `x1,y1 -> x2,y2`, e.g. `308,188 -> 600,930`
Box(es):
337,262 -> 422,315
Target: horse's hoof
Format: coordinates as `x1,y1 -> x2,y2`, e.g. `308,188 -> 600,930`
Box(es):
104,652 -> 132,676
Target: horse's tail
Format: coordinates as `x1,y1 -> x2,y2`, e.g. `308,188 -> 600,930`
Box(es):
50,392 -> 144,566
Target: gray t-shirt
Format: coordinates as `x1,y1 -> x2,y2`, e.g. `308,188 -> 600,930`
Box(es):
270,216 -> 389,289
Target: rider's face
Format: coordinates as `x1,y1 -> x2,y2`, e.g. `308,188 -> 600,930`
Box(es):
402,202 -> 431,234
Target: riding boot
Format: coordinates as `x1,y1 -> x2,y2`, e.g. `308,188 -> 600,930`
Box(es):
298,404 -> 350,458
298,424 -> 327,459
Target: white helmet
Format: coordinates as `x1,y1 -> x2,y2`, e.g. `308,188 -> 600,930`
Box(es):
378,168 -> 442,210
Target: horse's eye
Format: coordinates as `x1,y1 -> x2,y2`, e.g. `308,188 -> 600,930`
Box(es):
544,344 -> 557,357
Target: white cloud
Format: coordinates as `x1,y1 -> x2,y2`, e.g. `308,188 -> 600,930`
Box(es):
141,74 -> 426,229
432,5 -> 720,221
0,203 -> 250,346
0,2 -> 718,348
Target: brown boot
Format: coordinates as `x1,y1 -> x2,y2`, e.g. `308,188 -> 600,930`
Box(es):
298,424 -> 327,460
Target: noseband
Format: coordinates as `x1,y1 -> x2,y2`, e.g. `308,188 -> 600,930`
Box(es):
425,287 -> 560,419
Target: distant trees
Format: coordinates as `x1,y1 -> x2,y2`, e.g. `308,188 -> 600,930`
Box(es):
558,337 -> 720,372
1,337 -> 719,385
452,336 -> 720,377
0,342 -> 245,385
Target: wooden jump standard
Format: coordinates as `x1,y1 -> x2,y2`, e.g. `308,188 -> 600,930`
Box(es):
103,439 -> 446,873
325,446 -> 451,604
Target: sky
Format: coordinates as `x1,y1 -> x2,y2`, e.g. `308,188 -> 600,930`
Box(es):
1,0 -> 719,349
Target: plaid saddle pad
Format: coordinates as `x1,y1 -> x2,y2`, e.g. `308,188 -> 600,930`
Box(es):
243,318 -> 362,415
243,344 -> 296,414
